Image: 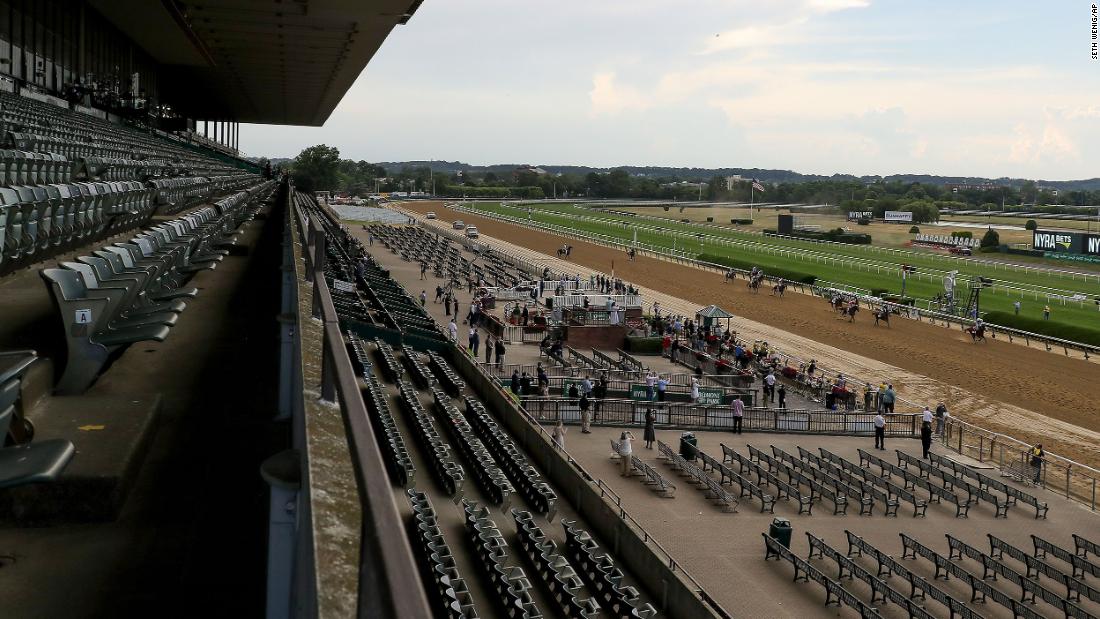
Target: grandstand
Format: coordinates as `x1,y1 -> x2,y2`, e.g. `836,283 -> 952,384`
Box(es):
4,3 -> 1098,619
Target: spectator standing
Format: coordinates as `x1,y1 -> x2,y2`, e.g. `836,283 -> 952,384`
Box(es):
656,375 -> 668,402
690,376 -> 700,403
764,371 -> 777,403
645,370 -> 657,401
495,338 -> 506,365
731,396 -> 744,434
521,305 -> 529,326
1030,444 -> 1045,484
644,408 -> 656,449
593,376 -> 607,422
420,261 -> 427,280
881,385 -> 896,414
921,421 -> 933,459
935,402 -> 948,436
873,412 -> 886,450
448,318 -> 458,341
582,375 -> 593,398
510,370 -> 520,395
1043,305 -> 1051,320
520,372 -> 532,396
552,420 -> 566,449
444,294 -> 452,316
484,335 -> 494,364
468,327 -> 479,357
568,382 -> 579,400
420,290 -> 427,307
921,406 -> 933,430
617,431 -> 634,476
777,384 -> 787,409
579,393 -> 591,434
435,285 -> 443,303
1014,300 -> 1021,315
863,382 -> 874,411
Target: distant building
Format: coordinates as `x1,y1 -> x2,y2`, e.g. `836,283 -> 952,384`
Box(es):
514,165 -> 548,177
725,175 -> 742,190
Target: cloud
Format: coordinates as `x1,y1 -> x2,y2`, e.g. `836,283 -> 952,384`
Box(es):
702,0 -> 872,54
589,72 -> 650,116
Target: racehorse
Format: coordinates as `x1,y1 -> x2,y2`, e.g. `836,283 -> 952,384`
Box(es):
747,275 -> 763,294
830,295 -> 847,313
724,269 -> 736,284
844,304 -> 859,323
966,324 -> 986,342
873,308 -> 890,327
556,244 -> 572,259
771,281 -> 786,297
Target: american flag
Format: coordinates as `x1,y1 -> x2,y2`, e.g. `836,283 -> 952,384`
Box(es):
752,180 -> 765,192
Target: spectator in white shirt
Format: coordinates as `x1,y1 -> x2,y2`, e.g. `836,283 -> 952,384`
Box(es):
874,412 -> 886,450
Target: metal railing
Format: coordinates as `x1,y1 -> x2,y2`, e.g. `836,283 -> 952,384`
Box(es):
518,396 -> 921,436
940,416 -> 1100,511
293,190 -> 433,617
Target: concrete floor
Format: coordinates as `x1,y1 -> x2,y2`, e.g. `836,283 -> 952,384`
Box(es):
0,206 -> 285,618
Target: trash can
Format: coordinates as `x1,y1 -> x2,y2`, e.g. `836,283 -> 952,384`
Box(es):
679,432 -> 698,461
769,517 -> 792,548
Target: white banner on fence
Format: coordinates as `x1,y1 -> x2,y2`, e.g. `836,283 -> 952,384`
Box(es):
884,211 -> 913,223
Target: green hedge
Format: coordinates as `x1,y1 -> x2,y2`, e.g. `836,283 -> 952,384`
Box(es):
625,336 -> 663,354
731,218 -> 753,225
697,254 -> 817,284
880,294 -> 915,306
983,312 -> 1100,347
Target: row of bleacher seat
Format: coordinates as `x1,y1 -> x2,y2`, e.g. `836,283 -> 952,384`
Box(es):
41,181 -> 274,393
764,445 -> 850,515
407,490 -> 481,618
762,533 -> 882,618
427,382 -> 514,506
428,350 -> 465,396
805,531 -> 935,618
772,445 -> 866,515
462,499 -> 543,619
900,533 -> 1067,619
742,445 -> 816,515
924,451 -> 1048,518
627,454 -> 676,498
346,336 -> 416,488
562,519 -> 657,619
1033,534 -> 1100,579
1,90 -> 248,176
463,395 -> 557,517
657,439 -> 738,511
703,443 -> 776,512
372,338 -> 405,382
795,446 -> 890,515
843,530 -> 981,619
987,533 -> 1100,605
402,345 -> 437,390
816,447 -> 927,517
513,509 -> 600,617
395,380 -> 465,497
293,196 -> 449,345
370,223 -> 531,289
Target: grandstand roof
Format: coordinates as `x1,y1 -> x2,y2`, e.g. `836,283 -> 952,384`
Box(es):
89,0 -> 423,126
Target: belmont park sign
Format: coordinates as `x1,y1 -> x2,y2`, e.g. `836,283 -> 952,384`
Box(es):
1034,230 -> 1100,263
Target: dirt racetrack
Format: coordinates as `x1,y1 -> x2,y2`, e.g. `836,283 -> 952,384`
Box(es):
402,202 -> 1100,469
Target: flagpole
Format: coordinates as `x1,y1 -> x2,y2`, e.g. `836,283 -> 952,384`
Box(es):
750,183 -> 754,212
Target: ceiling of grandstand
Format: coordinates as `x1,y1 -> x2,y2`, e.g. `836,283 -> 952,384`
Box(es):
88,0 -> 423,126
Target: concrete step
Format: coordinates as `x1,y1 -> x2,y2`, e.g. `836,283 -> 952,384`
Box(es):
0,392 -> 161,524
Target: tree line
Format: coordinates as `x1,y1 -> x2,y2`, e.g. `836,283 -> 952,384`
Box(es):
285,144 -> 1095,222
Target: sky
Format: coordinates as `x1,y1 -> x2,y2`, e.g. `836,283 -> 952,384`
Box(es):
238,1 -> 1100,180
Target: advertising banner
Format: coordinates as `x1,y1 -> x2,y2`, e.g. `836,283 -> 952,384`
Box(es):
884,211 -> 913,223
